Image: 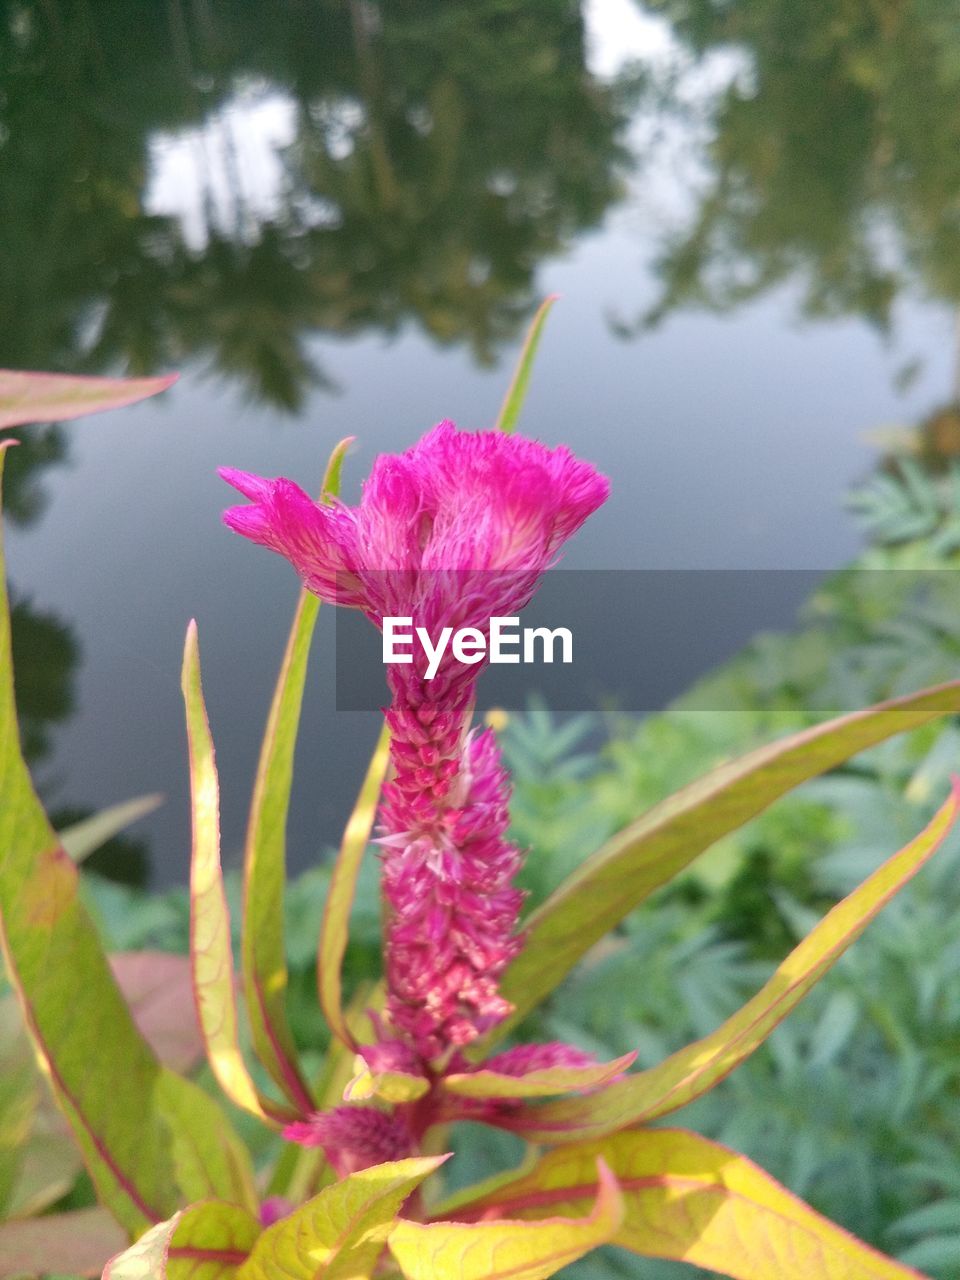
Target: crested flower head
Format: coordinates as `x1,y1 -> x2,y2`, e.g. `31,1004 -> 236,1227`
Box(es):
220,421 -> 609,638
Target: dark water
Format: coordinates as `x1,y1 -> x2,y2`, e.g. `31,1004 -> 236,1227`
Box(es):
3,0 -> 959,884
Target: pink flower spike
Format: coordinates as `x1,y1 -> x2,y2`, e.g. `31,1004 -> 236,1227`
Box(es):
282,1106 -> 411,1177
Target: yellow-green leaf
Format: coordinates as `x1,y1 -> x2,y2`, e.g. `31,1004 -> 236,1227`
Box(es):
102,1201 -> 260,1280
344,1064 -> 430,1104
495,296 -> 558,434
0,445 -> 249,1235
449,1129 -> 926,1280
317,723 -> 391,1050
241,437 -> 351,1113
182,622 -> 296,1127
239,1157 -> 447,1280
499,785 -> 960,1143
0,368 -> 177,430
493,681 -> 960,1046
389,1159 -> 622,1280
103,1214 -> 181,1279
442,1052 -> 636,1100
154,1075 -> 258,1214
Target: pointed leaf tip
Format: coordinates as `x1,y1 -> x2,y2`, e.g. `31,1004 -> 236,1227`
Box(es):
452,1130 -> 928,1280
495,295 -> 558,434
0,368 -> 177,430
241,1157 -> 447,1280
182,620 -> 297,1129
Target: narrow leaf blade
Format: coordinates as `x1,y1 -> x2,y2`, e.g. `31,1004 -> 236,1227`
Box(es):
241,437 -> 352,1111
499,785 -> 960,1142
317,723 -> 392,1049
182,622 -> 295,1126
58,792 -> 164,863
495,296 -> 558,435
0,445 -> 178,1232
0,369 -> 177,429
495,680 -> 960,1043
442,1052 -> 637,1100
450,1129 -> 926,1280
389,1160 -> 622,1280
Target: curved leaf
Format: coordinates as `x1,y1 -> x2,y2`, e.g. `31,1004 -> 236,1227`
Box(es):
495,295 -> 558,435
0,446 -> 248,1234
59,793 -> 164,863
442,1052 -> 637,1100
102,1201 -> 260,1280
448,1129 -> 926,1280
0,369 -> 177,429
389,1160 -> 622,1280
0,1207 -> 125,1278
494,679 -> 960,1045
182,622 -> 297,1127
239,1156 -> 447,1280
317,723 -> 391,1050
497,785 -> 960,1143
153,1075 -> 256,1213
242,437 -> 351,1112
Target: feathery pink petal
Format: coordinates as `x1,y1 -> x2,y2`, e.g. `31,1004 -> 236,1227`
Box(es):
282,1106 -> 411,1176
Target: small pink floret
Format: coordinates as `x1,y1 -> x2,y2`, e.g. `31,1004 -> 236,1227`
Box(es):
282,1106 -> 411,1176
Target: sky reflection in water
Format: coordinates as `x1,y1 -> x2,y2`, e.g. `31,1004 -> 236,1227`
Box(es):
3,0 -> 959,881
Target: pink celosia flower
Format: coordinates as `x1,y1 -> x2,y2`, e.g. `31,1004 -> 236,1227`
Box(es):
222,422 -> 608,1066
282,1106 -> 411,1176
220,420 -> 608,622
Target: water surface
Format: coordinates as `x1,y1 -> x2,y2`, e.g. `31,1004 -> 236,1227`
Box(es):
3,0 -> 958,882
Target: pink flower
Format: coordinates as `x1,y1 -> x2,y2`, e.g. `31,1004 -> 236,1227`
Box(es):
283,1106 -> 411,1176
259,1197 -> 293,1227
222,422 -> 608,1065
220,419 -> 608,636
